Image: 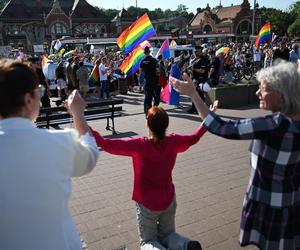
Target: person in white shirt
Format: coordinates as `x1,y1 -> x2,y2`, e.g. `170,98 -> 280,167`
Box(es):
57,77 -> 68,100
99,56 -> 110,99
0,59 -> 99,250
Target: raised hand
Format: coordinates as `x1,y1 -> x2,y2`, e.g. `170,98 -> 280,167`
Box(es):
169,73 -> 196,97
64,90 -> 86,117
210,100 -> 219,112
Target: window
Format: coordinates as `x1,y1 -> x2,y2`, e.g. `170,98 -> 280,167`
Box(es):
203,24 -> 212,33
50,23 -> 67,35
237,20 -> 252,35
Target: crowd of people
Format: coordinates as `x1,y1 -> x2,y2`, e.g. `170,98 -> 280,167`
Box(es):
1,38 -> 300,250
4,39 -> 299,117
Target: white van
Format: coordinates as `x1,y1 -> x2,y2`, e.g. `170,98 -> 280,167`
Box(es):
152,45 -> 195,59
43,61 -> 94,91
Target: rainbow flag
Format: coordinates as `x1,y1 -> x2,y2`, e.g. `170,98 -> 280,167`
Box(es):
57,48 -> 66,57
255,22 -> 271,48
140,40 -> 151,49
170,40 -> 177,48
117,13 -> 156,54
156,39 -> 170,59
41,55 -> 49,73
88,65 -> 100,86
63,49 -> 78,58
119,45 -> 144,77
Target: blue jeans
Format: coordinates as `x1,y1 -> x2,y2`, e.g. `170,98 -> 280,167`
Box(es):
100,80 -> 110,98
136,198 -> 190,250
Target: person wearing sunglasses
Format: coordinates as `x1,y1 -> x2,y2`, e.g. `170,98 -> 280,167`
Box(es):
0,59 -> 99,250
170,60 -> 300,250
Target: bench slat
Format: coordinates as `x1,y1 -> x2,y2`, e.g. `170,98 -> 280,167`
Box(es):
36,99 -> 123,134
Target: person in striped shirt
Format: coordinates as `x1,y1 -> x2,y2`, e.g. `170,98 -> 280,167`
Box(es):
170,60 -> 300,250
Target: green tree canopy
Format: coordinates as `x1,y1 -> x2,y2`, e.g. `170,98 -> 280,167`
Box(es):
258,7 -> 295,36
288,18 -> 300,36
0,0 -> 9,10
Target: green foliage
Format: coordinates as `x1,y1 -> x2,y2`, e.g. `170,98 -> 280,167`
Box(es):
258,7 -> 295,36
97,4 -> 194,32
102,8 -> 119,20
0,0 -> 9,10
288,18 -> 300,36
288,1 -> 300,18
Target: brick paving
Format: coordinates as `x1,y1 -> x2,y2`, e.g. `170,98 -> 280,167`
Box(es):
69,91 -> 267,250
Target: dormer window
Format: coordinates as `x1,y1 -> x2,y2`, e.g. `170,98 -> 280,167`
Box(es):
50,22 -> 67,34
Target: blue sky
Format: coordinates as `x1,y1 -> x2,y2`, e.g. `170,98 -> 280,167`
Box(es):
86,0 -> 296,13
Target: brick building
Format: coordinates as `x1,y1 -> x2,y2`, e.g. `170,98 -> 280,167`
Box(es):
0,0 -> 111,51
189,0 -> 260,42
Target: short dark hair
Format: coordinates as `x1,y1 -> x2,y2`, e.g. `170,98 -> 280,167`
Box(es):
0,59 -> 38,118
147,106 -> 169,143
144,46 -> 150,54
79,61 -> 84,67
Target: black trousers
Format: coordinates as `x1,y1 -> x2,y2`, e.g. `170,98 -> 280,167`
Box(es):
144,83 -> 161,114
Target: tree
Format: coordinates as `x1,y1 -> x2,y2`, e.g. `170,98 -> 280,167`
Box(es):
288,18 -> 300,36
102,9 -> 119,20
258,7 -> 294,36
176,4 -> 188,14
0,0 -> 9,10
288,1 -> 300,18
153,8 -> 164,19
127,6 -> 149,19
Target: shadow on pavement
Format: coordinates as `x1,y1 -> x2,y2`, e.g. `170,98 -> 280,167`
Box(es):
103,131 -> 139,139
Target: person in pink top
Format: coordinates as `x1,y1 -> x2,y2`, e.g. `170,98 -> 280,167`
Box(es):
92,105 -> 217,250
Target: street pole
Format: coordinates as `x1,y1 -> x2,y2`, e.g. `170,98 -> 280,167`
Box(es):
136,0 -> 138,19
252,0 -> 256,36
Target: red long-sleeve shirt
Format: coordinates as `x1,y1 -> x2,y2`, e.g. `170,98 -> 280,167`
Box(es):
92,125 -> 206,211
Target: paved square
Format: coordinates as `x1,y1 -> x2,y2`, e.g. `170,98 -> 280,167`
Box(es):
70,93 -> 265,250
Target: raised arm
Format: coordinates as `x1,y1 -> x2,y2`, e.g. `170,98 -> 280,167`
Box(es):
91,128 -> 141,157
169,73 -> 212,120
170,73 -> 279,140
64,90 -> 99,177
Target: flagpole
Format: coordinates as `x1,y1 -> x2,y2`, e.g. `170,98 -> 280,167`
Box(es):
252,0 -> 256,37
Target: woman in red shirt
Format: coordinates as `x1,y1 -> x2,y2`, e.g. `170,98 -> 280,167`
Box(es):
92,106 -> 216,250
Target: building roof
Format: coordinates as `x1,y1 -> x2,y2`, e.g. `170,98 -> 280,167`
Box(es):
189,11 -> 209,26
189,1 -> 246,27
70,0 -> 109,22
0,0 -> 108,22
112,8 -> 135,22
211,5 -> 242,20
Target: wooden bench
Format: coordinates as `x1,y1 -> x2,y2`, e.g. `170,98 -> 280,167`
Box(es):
36,99 -> 123,134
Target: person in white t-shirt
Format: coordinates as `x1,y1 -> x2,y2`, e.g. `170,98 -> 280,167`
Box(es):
99,57 -> 110,99
0,59 -> 99,250
56,78 -> 68,100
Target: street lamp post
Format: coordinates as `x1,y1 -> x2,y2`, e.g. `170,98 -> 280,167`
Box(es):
252,0 -> 256,36
135,0 -> 138,19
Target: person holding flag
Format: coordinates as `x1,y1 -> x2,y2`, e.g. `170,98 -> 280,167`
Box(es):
158,55 -> 167,88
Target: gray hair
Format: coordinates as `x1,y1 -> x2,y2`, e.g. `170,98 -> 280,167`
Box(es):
256,60 -> 300,116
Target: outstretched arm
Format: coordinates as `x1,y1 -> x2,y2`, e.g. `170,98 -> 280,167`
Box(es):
170,73 -> 275,140
169,73 -> 218,119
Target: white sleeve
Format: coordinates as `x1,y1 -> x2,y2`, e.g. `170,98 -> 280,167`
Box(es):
71,132 -> 99,177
